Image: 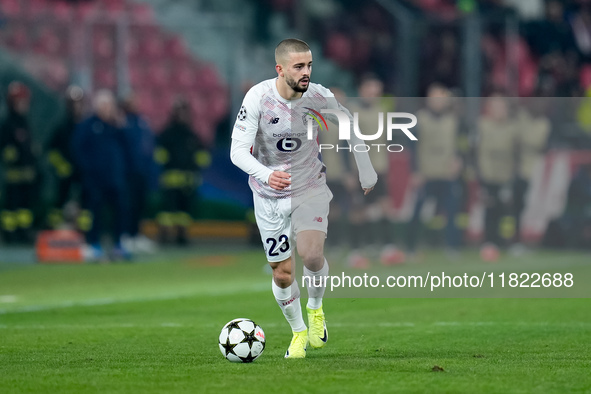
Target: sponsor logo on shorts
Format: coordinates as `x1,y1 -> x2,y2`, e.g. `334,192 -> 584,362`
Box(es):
313,216 -> 323,223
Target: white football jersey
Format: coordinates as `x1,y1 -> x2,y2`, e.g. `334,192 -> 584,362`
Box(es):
231,78 -> 348,199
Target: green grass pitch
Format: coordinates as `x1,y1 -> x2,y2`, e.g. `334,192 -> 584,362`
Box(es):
1,247 -> 590,393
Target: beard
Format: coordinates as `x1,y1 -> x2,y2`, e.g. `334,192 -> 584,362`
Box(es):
286,75 -> 309,93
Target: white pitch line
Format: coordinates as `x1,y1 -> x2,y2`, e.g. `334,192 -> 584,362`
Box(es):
433,321 -> 591,327
0,282 -> 270,315
1,321 -> 589,330
0,295 -> 17,303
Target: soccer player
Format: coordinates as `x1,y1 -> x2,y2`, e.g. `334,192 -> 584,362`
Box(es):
230,39 -> 377,358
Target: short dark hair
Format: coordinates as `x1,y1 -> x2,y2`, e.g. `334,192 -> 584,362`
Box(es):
275,38 -> 311,64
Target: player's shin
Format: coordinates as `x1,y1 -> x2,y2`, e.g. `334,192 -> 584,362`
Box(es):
272,279 -> 306,333
303,258 -> 329,310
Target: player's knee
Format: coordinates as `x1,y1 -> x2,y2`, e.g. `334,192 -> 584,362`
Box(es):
300,249 -> 324,272
273,270 -> 292,287
271,261 -> 292,287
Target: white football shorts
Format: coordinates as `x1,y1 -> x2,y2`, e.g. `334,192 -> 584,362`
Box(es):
253,184 -> 333,263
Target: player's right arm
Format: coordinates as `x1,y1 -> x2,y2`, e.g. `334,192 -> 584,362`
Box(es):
230,88 -> 290,191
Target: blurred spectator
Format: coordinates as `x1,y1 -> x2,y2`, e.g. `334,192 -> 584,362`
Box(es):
420,28 -> 460,94
504,0 -> 544,20
0,81 -> 40,244
575,88 -> 591,143
571,2 -> 591,61
250,0 -> 272,43
322,86 -> 352,251
71,90 -> 132,261
513,99 -> 550,247
559,163 -> 591,249
155,99 -> 210,245
119,92 -> 157,254
46,85 -> 85,229
347,75 -> 400,265
536,51 -> 581,97
407,83 -> 463,258
524,0 -> 576,58
476,95 -> 518,259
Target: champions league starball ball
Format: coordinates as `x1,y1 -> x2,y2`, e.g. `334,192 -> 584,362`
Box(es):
218,318 -> 266,363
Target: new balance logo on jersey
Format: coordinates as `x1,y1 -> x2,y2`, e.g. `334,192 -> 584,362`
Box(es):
268,117 -> 280,124
313,217 -> 323,223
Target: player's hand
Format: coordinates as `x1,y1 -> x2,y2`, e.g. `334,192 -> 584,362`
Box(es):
268,171 -> 291,190
363,185 -> 374,195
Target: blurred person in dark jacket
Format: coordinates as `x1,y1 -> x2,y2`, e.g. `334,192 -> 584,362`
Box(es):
0,81 -> 40,244
47,85 -> 85,229
120,93 -> 157,253
154,99 -> 210,245
71,90 -> 131,261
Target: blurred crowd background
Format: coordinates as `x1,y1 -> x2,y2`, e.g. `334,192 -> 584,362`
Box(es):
0,0 -> 590,262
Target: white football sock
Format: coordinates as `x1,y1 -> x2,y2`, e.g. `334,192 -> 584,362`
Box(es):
304,258 -> 329,310
272,279 -> 306,333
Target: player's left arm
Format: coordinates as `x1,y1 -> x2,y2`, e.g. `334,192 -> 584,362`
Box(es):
322,88 -> 378,194
348,112 -> 378,194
